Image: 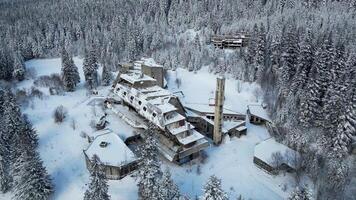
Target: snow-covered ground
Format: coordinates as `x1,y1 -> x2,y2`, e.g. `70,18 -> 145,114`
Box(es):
4,57 -> 304,200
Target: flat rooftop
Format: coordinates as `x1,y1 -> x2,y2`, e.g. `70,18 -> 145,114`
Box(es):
120,72 -> 156,84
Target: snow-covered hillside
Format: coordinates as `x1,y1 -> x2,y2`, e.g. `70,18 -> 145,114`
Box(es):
6,58 -> 307,200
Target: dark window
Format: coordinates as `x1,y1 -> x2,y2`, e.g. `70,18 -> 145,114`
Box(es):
116,88 -> 120,91
123,91 -> 127,96
143,107 -> 147,111
152,113 -> 156,117
138,101 -> 142,105
130,96 -> 134,100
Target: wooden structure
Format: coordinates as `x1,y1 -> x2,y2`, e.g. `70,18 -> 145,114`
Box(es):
211,33 -> 250,49
247,104 -> 271,125
83,132 -> 139,179
253,138 -> 299,175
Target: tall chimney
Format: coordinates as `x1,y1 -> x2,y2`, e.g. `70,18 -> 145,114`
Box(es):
213,76 -> 225,145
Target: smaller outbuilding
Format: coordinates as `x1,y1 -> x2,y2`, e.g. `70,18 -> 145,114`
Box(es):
247,104 -> 271,124
254,138 -> 300,175
83,131 -> 139,180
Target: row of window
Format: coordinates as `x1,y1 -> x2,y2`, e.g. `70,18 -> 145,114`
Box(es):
118,87 -> 157,118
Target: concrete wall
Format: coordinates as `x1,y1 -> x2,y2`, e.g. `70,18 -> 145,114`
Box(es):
141,65 -> 164,88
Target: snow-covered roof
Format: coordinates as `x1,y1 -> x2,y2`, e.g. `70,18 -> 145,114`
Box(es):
164,113 -> 186,125
176,129 -> 205,145
139,58 -> 163,68
185,103 -> 243,116
222,120 -> 245,133
156,104 -> 177,114
84,132 -> 137,167
168,124 -> 195,135
236,126 -> 247,132
120,72 -> 156,84
85,129 -> 113,140
247,104 -> 271,122
254,138 -> 299,168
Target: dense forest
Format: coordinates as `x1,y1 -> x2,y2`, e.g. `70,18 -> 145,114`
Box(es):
0,0 -> 356,199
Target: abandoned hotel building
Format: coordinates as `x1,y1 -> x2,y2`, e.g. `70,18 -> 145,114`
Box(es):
112,59 -> 210,164
82,57 -> 300,179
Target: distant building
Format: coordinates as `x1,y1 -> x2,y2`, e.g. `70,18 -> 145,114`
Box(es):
211,33 -> 250,49
247,104 -> 271,125
83,131 -> 139,180
112,61 -> 209,164
253,138 -> 300,175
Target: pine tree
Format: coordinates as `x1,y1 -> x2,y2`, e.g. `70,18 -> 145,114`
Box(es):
279,22 -> 299,95
0,136 -> 11,193
83,46 -> 99,89
138,127 -> 161,200
255,23 -> 267,83
1,90 -> 26,163
299,33 -> 334,127
328,129 -> 349,159
101,63 -> 112,86
12,51 -> 26,81
84,155 -> 110,200
246,24 -> 259,65
288,186 -> 313,200
200,175 -> 228,200
325,159 -> 349,193
158,168 -> 180,200
61,47 -> 80,92
290,30 -> 314,94
12,151 -> 53,200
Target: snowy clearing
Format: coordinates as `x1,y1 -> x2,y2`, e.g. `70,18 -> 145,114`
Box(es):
8,57 -> 306,200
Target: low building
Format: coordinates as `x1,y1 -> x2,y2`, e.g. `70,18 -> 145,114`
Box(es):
253,138 -> 300,175
211,34 -> 250,49
185,104 -> 247,139
83,132 -> 139,180
247,104 -> 271,124
185,103 -> 245,121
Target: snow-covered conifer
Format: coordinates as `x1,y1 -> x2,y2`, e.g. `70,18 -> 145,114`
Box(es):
12,51 -> 26,81
83,46 -> 99,89
84,155 -> 110,200
255,23 -> 267,83
12,151 -> 53,200
159,168 -> 180,200
61,47 -> 80,92
101,63 -> 113,86
138,126 -> 161,200
288,186 -> 313,200
200,175 -> 228,200
0,136 -> 11,193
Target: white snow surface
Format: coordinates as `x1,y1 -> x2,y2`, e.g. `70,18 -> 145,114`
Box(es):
84,131 -> 137,166
254,138 -> 300,168
3,58 -> 310,200
248,104 -> 271,121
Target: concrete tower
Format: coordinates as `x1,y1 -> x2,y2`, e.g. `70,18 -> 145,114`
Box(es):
213,76 -> 225,145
